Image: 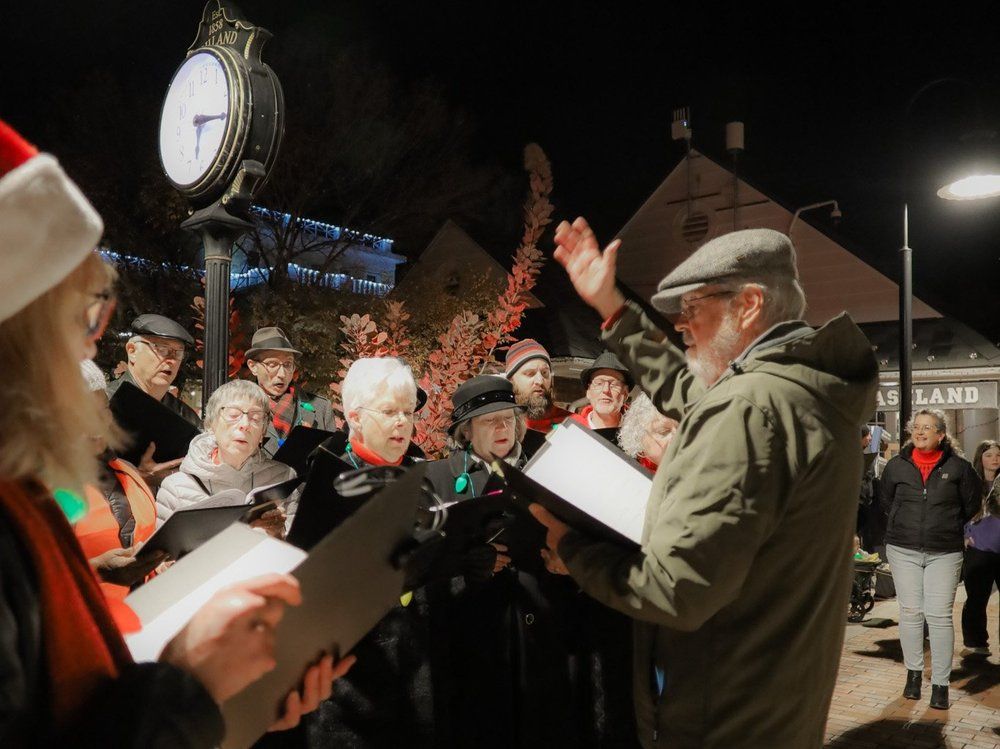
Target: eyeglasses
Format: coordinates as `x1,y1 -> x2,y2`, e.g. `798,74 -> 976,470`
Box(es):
85,291 -> 116,342
588,377 -> 626,393
677,290 -> 736,321
479,414 -> 518,428
912,424 -> 940,434
256,359 -> 296,375
359,406 -> 420,423
219,406 -> 267,425
136,338 -> 186,361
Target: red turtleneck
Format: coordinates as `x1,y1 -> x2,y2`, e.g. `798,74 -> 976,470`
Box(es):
349,437 -> 404,467
911,448 -> 943,484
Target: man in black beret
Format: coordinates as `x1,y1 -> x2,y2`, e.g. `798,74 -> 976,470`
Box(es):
106,314 -> 200,483
244,326 -> 336,457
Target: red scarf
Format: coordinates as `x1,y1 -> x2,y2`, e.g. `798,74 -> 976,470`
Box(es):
0,479 -> 134,730
912,448 -> 943,484
525,404 -> 574,434
638,455 -> 659,472
269,385 -> 298,441
349,437 -> 404,466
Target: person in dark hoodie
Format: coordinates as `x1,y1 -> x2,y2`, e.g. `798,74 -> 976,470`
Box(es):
533,218 -> 878,749
880,408 -> 980,709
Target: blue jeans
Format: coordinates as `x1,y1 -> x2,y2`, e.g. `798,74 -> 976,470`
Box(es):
886,544 -> 963,685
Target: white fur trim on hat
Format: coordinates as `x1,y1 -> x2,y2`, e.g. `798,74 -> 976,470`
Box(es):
0,153 -> 104,323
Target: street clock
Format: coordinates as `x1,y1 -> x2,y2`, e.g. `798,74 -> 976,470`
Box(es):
157,1 -> 283,207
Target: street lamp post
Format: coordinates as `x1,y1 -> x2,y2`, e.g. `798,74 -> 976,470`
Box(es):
897,79 -> 1000,433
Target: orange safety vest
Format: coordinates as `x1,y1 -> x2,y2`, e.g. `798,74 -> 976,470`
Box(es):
75,458 -> 158,604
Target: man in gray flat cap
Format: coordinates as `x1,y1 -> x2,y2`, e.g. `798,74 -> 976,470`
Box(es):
530,217 -> 878,748
106,314 -> 200,484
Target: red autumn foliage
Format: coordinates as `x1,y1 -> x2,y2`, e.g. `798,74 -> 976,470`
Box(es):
330,144 -> 553,458
191,293 -> 249,378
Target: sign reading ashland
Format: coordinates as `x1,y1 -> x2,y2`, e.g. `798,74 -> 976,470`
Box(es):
876,381 -> 998,411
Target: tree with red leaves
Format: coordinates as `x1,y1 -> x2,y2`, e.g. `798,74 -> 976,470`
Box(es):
332,144 -> 553,458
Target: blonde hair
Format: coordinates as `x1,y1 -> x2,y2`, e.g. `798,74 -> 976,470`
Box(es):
0,253 -> 114,492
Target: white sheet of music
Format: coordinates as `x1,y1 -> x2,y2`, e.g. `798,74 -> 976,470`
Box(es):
524,421 -> 652,544
125,524 -> 306,662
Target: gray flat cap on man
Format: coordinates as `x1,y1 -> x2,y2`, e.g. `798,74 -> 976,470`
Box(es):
131,314 -> 195,346
650,228 -> 798,314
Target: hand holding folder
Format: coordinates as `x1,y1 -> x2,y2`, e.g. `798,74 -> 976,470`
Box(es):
126,465 -> 432,749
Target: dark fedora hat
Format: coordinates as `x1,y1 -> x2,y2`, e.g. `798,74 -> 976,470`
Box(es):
245,326 -> 302,360
580,350 -> 634,390
448,375 -> 523,435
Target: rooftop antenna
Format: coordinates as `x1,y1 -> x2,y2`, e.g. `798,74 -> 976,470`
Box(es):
726,122 -> 745,231
672,107 -> 693,212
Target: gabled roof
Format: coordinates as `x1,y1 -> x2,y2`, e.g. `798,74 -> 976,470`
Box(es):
613,148 -> 939,327
395,219 -> 542,308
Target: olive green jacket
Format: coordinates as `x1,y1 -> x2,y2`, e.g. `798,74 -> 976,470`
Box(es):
559,301 -> 878,748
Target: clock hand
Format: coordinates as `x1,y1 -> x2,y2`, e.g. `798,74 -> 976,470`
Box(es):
192,112 -> 228,127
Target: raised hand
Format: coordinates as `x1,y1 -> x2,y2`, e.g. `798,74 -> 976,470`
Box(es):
553,216 -> 626,319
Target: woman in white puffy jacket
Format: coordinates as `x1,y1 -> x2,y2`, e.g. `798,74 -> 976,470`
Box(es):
157,380 -> 295,536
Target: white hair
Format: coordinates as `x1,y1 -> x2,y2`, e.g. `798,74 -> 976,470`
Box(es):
341,357 -> 417,435
204,380 -> 271,431
730,274 -> 807,329
617,393 -> 659,458
80,359 -> 107,393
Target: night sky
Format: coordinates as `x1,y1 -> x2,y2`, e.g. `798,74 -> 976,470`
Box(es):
3,2 -> 999,337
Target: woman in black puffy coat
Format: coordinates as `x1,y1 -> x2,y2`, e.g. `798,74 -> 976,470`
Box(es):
879,408 -> 981,710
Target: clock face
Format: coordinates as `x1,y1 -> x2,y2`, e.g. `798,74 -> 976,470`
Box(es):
159,51 -> 231,187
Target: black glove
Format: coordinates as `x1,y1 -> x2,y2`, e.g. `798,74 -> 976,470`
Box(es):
461,544 -> 499,584
96,549 -> 169,587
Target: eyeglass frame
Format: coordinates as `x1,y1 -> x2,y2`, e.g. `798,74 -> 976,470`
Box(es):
676,290 -> 738,321
218,405 -> 268,426
85,290 -> 116,342
358,406 -> 421,423
475,413 -> 518,428
251,357 -> 297,375
587,376 -> 627,393
134,337 -> 187,361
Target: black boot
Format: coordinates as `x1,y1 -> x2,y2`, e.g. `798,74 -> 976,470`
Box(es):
929,684 -> 949,709
903,669 -> 921,699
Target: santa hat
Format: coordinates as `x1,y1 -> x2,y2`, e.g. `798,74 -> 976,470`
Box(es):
0,118 -> 104,323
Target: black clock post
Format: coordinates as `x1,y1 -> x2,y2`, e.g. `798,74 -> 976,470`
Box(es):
158,0 -> 284,410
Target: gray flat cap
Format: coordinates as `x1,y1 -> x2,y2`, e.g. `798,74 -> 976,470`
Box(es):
131,314 -> 195,346
650,228 -> 798,313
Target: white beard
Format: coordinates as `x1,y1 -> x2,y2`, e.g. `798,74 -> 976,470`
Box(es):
686,314 -> 744,387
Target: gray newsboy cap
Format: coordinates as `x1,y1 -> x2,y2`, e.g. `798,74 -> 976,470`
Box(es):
650,228 -> 798,314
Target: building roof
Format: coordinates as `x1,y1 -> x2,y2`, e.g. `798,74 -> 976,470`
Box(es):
613,148 -> 940,327
395,219 -> 542,307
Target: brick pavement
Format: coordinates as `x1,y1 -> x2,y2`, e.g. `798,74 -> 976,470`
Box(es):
826,586 -> 1000,748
